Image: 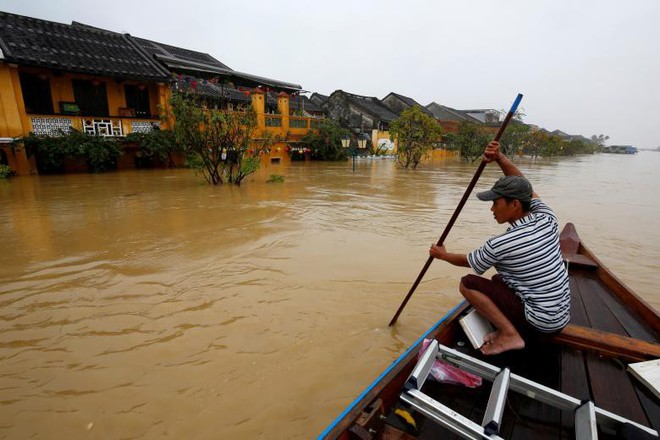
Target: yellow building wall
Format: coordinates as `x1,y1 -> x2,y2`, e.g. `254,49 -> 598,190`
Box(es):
0,65 -> 25,137
0,65 -> 167,174
371,129 -> 397,154
251,90 -> 298,163
49,75 -> 75,109
0,64 -> 35,174
277,92 -> 289,135
158,84 -> 173,129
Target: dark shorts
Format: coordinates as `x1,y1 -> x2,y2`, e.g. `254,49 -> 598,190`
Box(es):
460,274 -> 542,340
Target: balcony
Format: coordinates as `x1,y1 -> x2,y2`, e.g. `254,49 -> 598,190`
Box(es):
265,115 -> 282,127
28,115 -> 160,137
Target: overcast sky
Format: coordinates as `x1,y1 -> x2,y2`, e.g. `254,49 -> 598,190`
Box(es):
2,0 -> 659,148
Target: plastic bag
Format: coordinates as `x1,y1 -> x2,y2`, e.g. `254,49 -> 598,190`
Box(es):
419,339 -> 482,388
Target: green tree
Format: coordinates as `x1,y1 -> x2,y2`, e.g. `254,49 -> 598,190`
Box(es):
498,120 -> 531,157
452,121 -> 491,162
169,93 -> 264,186
524,130 -> 549,158
0,164 -> 13,179
389,106 -> 443,169
125,129 -> 180,168
300,119 -> 349,160
540,134 -> 564,157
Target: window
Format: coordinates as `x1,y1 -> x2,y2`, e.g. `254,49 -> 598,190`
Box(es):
72,79 -> 109,116
19,72 -> 54,114
124,85 -> 151,118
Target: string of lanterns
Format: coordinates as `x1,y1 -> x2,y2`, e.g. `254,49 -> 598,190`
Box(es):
173,74 -> 224,92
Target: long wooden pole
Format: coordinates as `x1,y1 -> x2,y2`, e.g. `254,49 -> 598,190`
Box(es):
388,94 -> 523,326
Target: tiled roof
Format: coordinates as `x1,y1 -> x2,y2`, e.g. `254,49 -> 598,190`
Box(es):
426,102 -> 483,124
310,92 -> 328,103
289,95 -> 322,113
0,11 -> 170,81
132,37 -> 231,71
133,36 -> 301,93
337,91 -> 399,122
159,55 -> 301,92
382,92 -> 435,116
177,80 -> 252,104
0,10 -> 302,92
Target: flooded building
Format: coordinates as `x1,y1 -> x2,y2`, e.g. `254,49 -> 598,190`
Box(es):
0,10 -> 319,174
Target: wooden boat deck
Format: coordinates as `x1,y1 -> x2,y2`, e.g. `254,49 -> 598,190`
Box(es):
405,264 -> 660,439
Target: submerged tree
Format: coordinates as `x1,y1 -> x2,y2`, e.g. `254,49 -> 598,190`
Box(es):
498,119 -> 531,157
169,93 -> 267,185
389,106 -> 443,169
452,121 -> 491,162
125,128 -> 180,168
300,119 -> 349,160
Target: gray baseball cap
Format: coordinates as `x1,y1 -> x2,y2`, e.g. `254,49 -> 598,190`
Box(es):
477,175 -> 533,203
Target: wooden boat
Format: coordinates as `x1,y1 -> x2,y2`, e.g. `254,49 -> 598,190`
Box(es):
320,223 -> 660,439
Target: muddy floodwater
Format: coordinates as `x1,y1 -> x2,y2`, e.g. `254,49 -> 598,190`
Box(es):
1,152 -> 659,439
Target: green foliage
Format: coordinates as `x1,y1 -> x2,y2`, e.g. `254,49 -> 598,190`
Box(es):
498,120 -> 531,156
12,130 -> 123,173
451,122 -> 491,162
0,164 -> 14,179
520,131 -> 601,158
266,174 -> 285,183
125,129 -> 180,167
523,131 -> 549,158
300,119 -> 349,160
389,106 -> 443,169
168,92 -> 264,185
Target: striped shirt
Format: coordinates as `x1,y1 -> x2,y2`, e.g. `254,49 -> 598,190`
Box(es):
467,199 -> 570,332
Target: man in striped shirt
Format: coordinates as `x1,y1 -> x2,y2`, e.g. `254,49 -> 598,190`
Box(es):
429,141 -> 570,355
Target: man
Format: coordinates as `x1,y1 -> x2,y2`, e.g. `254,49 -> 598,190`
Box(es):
429,141 -> 570,355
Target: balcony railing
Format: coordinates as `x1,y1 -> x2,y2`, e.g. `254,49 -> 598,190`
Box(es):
27,113 -> 324,138
28,115 -> 160,137
289,117 -> 308,128
265,115 -> 282,127
264,115 -> 324,130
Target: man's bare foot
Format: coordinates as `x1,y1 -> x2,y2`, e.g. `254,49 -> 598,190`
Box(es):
480,332 -> 525,355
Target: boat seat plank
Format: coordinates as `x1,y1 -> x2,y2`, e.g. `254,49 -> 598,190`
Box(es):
560,222 -> 598,269
553,324 -> 660,362
565,254 -> 599,269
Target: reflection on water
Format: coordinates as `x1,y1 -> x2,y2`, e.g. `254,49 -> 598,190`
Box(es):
1,153 -> 659,438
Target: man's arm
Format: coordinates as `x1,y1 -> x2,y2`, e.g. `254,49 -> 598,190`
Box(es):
484,141 -> 540,199
429,244 -> 470,267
